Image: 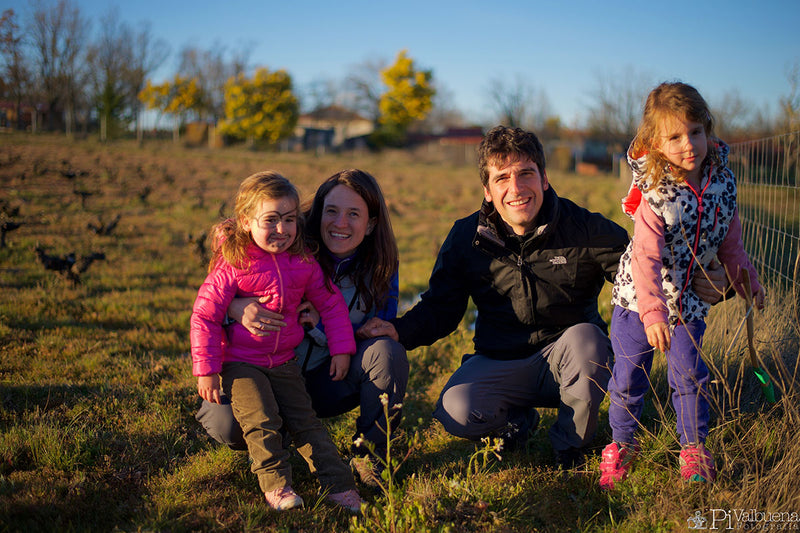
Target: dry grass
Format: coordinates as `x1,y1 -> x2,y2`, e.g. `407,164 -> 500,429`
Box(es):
1,132 -> 798,532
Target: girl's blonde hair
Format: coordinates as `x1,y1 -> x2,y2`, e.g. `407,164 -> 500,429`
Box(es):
208,171 -> 307,272
631,81 -> 720,188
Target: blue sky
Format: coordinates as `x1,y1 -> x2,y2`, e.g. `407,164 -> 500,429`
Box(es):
7,0 -> 800,126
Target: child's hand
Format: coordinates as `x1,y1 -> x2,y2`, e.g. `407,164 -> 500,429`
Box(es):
753,286 -> 765,310
198,374 -> 221,403
645,322 -> 671,352
329,354 -> 351,381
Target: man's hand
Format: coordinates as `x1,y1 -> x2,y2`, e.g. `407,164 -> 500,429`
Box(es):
356,317 -> 399,341
329,354 -> 351,381
645,322 -> 671,352
693,259 -> 729,304
198,374 -> 221,403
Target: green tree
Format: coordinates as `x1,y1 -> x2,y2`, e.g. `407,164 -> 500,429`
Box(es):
219,67 -> 298,146
87,8 -> 132,141
375,50 -> 435,145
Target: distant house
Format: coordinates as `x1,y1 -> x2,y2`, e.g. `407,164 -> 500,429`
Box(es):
295,105 -> 374,151
573,138 -> 626,174
437,127 -> 484,145
0,101 -> 62,132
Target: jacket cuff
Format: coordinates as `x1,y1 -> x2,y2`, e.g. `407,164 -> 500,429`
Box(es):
306,326 -> 328,346
640,309 -> 668,330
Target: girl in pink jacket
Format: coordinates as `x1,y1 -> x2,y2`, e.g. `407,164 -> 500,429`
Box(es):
599,83 -> 765,490
190,171 -> 363,512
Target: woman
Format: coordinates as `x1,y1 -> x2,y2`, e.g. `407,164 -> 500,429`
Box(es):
195,169 -> 408,486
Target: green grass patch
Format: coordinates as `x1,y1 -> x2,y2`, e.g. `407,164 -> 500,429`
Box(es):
1,133 -> 798,531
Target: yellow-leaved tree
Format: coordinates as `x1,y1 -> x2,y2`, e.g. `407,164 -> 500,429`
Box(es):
219,67 -> 299,146
138,75 -> 203,142
376,50 -> 435,145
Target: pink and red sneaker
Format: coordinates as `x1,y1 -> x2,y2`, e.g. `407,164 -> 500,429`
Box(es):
598,440 -> 640,490
327,489 -> 365,513
264,485 -> 304,511
679,444 -> 716,483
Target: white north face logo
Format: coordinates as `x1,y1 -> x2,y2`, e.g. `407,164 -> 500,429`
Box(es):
549,256 -> 567,265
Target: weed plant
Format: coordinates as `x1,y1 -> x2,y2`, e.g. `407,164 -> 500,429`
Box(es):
0,133 -> 797,532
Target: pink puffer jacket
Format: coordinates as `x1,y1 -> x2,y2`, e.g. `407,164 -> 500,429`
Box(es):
190,245 -> 355,376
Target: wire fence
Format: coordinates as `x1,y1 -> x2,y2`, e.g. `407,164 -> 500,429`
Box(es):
729,131 -> 800,297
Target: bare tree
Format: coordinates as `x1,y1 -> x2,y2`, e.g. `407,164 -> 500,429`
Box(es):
29,0 -> 90,133
343,57 -> 387,126
414,81 -> 466,134
300,77 -> 340,113
487,75 -> 530,129
126,21 -> 169,142
0,9 -> 31,130
585,66 -> 653,140
177,44 -> 249,122
779,60 -> 800,134
711,89 -> 775,141
485,74 -> 553,133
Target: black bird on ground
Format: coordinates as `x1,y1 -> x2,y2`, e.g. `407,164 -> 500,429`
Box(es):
35,247 -> 76,273
87,214 -> 121,236
35,247 -> 105,284
1,221 -> 21,248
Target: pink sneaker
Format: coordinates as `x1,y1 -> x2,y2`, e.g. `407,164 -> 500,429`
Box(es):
598,441 -> 640,490
264,485 -> 304,511
679,444 -> 716,483
327,489 -> 365,513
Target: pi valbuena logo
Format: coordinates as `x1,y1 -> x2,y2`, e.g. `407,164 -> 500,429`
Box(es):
687,508 -> 800,530
688,510 -> 707,529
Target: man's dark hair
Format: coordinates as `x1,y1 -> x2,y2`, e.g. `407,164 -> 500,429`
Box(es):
477,126 -> 546,186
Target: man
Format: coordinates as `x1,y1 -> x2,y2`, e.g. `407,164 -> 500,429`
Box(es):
359,125 -> 727,467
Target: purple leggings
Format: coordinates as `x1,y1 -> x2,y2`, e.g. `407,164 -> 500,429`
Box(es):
607,306 -> 709,446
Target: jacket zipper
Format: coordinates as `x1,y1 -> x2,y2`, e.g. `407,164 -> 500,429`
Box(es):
678,165 -> 714,316
516,246 -> 536,323
270,253 -> 283,365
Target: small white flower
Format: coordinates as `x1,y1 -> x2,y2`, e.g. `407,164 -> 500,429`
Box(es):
379,393 -> 389,406
353,437 -> 365,448
392,403 -> 403,410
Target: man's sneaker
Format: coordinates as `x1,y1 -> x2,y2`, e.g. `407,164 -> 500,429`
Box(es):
264,485 -> 304,511
350,455 -> 382,488
679,444 -> 716,483
327,489 -> 365,513
598,441 -> 640,489
555,446 -> 587,470
493,408 -> 541,452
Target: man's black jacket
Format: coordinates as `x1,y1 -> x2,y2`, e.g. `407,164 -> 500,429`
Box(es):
393,186 -> 630,360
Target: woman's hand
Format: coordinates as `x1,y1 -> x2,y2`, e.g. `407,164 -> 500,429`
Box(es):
198,374 -> 221,403
330,354 -> 351,381
645,322 -> 671,353
693,259 -> 729,304
228,295 -> 287,336
297,300 -> 320,331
